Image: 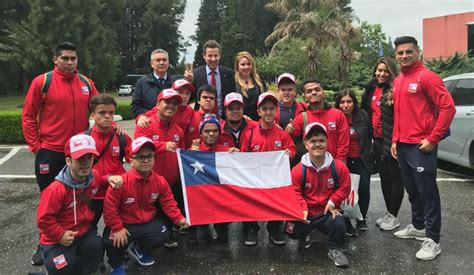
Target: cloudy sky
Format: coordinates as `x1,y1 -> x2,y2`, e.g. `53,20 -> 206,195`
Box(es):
179,0 -> 474,60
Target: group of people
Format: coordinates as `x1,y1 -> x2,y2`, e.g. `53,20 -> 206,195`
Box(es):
21,36 -> 455,274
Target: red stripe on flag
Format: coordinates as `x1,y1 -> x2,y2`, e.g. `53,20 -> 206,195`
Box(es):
185,184 -> 304,225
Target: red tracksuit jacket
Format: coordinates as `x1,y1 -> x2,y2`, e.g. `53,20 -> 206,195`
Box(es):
198,142 -> 230,152
392,61 -> 456,145
275,101 -> 307,126
22,67 -> 98,153
291,108 -> 349,161
37,169 -> 104,245
219,119 -> 258,149
87,126 -> 132,199
138,104 -> 194,132
240,123 -> 296,160
103,168 -> 184,233
185,110 -> 213,149
291,153 -> 351,217
134,115 -> 184,186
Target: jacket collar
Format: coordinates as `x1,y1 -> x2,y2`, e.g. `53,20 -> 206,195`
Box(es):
301,152 -> 333,172
54,66 -> 77,81
401,60 -> 423,75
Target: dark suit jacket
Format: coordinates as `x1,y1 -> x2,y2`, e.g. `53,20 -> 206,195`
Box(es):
191,65 -> 236,113
131,73 -> 174,117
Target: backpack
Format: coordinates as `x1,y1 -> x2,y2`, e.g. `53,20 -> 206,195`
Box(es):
301,160 -> 339,195
41,70 -> 92,95
84,128 -> 127,165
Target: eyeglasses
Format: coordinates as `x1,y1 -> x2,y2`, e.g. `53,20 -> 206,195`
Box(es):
60,56 -> 77,61
130,154 -> 155,162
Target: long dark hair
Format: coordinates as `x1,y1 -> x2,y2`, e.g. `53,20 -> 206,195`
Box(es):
335,89 -> 359,113
372,57 -> 399,85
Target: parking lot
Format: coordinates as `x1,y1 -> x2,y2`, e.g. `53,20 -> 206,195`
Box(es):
0,120 -> 473,274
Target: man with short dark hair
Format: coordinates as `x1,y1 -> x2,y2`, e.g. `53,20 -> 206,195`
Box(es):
22,41 -> 99,265
185,40 -> 236,116
132,49 -> 175,117
390,36 -> 456,261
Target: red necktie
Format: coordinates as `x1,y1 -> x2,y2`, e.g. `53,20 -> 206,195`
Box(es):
210,70 -> 216,87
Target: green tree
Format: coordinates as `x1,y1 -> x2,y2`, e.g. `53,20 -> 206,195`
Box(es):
425,52 -> 474,78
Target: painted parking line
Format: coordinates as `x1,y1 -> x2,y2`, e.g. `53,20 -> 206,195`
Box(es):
0,147 -> 23,165
0,175 -> 36,179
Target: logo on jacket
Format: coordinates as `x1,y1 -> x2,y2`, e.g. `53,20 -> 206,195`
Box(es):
125,197 -> 135,204
92,188 -> 98,196
189,127 -> 195,132
252,145 -> 260,151
372,96 -> 377,101
82,86 -> 90,95
327,178 -> 335,188
150,193 -> 159,202
328,122 -> 336,130
53,254 -> 68,270
112,146 -> 120,156
275,140 -> 282,149
408,83 -> 418,93
67,201 -> 76,209
173,135 -> 180,143
350,127 -> 355,135
305,182 -> 311,189
152,135 -> 160,140
39,163 -> 49,174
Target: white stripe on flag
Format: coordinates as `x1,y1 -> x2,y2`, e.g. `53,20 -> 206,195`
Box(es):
215,151 -> 291,188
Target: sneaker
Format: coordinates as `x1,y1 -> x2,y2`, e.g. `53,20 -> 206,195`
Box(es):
244,230 -> 258,246
126,242 -> 155,266
164,234 -> 179,248
327,248 -> 349,267
345,219 -> 358,237
394,224 -> 427,241
268,231 -> 287,245
111,263 -> 125,275
380,213 -> 400,231
99,259 -> 106,273
416,238 -> 441,260
299,234 -> 311,249
356,219 -> 368,231
31,245 -> 43,266
178,227 -> 188,235
376,213 -> 389,226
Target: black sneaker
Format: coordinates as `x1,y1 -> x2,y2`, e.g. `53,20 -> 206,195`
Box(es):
31,245 -> 43,266
345,219 -> 358,237
268,231 -> 287,245
164,234 -> 179,248
299,234 -> 311,249
244,230 -> 258,246
214,225 -> 228,242
327,248 -> 349,267
356,220 -> 368,231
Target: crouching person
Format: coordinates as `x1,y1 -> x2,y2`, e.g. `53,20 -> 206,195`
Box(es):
37,134 -> 123,274
103,137 -> 188,274
286,123 -> 351,268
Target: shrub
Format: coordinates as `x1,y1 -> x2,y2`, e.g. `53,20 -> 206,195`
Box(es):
115,101 -> 133,120
0,111 -> 24,143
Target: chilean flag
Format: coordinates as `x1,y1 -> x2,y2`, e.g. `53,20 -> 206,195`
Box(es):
177,149 -> 304,225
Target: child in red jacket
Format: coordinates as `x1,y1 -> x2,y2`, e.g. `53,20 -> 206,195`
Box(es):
102,137 -> 188,273
37,134 -> 122,274
287,122 -> 350,268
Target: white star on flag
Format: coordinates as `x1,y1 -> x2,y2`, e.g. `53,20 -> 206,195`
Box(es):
190,160 -> 205,174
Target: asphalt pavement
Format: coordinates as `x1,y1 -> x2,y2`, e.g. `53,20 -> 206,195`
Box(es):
1,120 -> 473,274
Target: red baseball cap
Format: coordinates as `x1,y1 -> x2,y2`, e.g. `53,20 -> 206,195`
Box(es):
131,137 -> 156,154
172,79 -> 195,93
64,134 -> 99,159
257,92 -> 278,108
224,92 -> 244,107
157,88 -> 183,104
303,122 -> 328,139
277,73 -> 296,85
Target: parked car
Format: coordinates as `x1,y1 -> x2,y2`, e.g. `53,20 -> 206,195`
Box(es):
118,84 -> 134,96
438,73 -> 474,169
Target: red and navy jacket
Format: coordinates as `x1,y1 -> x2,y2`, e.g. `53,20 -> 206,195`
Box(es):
392,61 -> 456,145
240,123 -> 296,160
219,119 -> 258,149
198,142 -> 230,152
185,109 -> 215,149
103,168 -> 184,233
291,153 -> 350,217
291,107 -> 349,162
275,101 -> 307,128
22,67 -> 98,153
138,104 -> 195,132
134,115 -> 184,186
37,169 -> 105,245
86,126 -> 132,199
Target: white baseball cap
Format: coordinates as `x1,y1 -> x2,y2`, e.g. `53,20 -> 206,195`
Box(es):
277,73 -> 296,85
224,92 -> 244,107
132,137 -> 156,154
172,79 -> 195,92
257,92 -> 278,108
157,88 -> 183,104
64,134 -> 99,159
304,122 -> 327,139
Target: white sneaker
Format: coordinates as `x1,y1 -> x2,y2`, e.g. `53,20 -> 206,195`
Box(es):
416,238 -> 441,260
394,224 -> 427,241
376,213 -> 389,227
380,213 -> 400,231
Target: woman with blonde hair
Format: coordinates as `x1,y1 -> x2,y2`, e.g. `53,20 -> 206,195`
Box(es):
234,51 -> 267,120
361,57 -> 403,232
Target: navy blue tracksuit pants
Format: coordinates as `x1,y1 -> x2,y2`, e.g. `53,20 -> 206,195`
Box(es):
397,143 -> 441,243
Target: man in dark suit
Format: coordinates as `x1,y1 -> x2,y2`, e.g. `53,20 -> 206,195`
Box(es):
132,49 -> 175,117
185,40 -> 236,117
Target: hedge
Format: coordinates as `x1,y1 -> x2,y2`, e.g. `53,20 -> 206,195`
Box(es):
0,111 -> 24,143
116,101 -> 133,120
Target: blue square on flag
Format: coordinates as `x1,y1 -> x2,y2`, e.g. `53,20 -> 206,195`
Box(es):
179,150 -> 220,186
